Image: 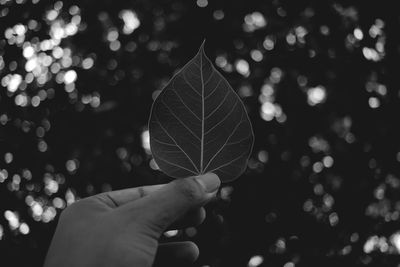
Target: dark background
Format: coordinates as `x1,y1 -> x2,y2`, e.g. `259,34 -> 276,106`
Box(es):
1,0 -> 400,266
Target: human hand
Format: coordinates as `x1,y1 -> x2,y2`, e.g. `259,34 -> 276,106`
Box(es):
43,173 -> 220,267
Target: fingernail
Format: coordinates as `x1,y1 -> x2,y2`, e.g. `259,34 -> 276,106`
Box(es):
195,173 -> 221,193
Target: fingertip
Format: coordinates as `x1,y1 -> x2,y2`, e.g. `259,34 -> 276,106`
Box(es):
176,241 -> 199,263
186,241 -> 200,262
194,172 -> 221,193
155,241 -> 200,265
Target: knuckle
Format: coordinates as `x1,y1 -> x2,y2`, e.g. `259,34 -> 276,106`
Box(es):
59,199 -> 90,221
58,204 -> 76,222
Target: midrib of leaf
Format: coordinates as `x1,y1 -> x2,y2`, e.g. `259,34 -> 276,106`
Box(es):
200,48 -> 205,174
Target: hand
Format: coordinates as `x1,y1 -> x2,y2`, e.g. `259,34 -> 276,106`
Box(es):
44,173 -> 220,267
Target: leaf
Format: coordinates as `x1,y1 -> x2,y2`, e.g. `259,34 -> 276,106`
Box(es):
148,42 -> 254,182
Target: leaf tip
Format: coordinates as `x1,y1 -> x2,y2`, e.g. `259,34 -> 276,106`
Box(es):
199,39 -> 206,53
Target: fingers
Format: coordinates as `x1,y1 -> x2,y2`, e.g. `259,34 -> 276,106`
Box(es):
153,241 -> 199,267
93,179 -> 208,230
94,184 -> 165,207
168,207 -> 206,230
118,173 -> 220,236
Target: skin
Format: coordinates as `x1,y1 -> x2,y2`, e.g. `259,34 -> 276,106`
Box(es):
44,173 -> 221,267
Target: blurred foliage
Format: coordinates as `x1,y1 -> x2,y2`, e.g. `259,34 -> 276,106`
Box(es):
1,0 -> 400,266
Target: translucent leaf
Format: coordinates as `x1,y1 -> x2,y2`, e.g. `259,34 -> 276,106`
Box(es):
148,42 -> 254,182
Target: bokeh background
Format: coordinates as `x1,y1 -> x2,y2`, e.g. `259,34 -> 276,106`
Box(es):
1,0 -> 400,266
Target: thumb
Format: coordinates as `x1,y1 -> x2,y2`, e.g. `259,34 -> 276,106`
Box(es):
126,173 -> 220,236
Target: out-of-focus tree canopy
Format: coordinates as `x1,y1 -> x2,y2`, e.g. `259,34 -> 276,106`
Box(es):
1,0 -> 400,266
